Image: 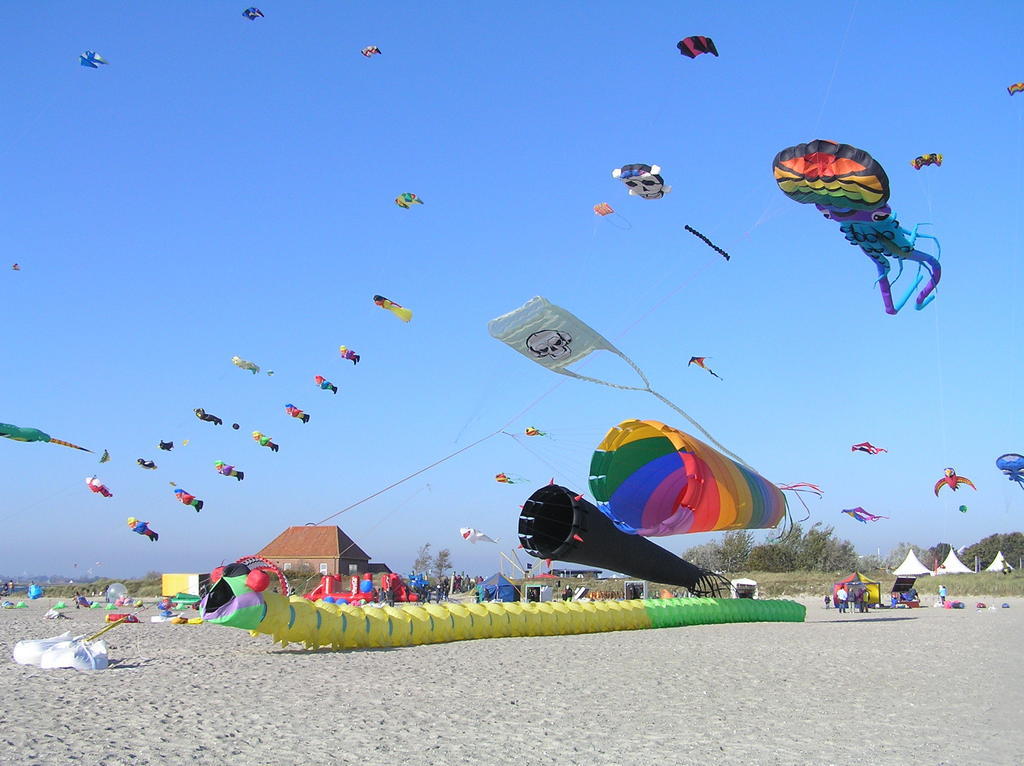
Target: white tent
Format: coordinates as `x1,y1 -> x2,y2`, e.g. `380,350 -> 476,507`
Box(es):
935,548 -> 973,574
985,551 -> 1014,573
893,549 -> 932,577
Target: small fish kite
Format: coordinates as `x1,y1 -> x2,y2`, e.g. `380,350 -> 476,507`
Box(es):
252,431 -> 279,452
593,203 -> 614,216
996,453 -> 1024,490
851,442 -> 887,455
137,458 -> 157,470
0,423 -> 91,453
314,375 -> 338,394
231,356 -> 261,375
285,404 -> 310,423
395,193 -> 423,208
677,36 -> 718,59
127,517 -> 159,542
684,225 -> 730,260
495,473 -> 518,484
612,164 -> 671,200
1008,83 -> 1024,96
242,7 -> 264,20
361,46 -> 381,57
934,467 -> 977,496
79,51 -> 108,68
460,528 -> 498,544
841,507 -> 888,523
214,460 -> 244,481
85,476 -> 112,497
524,427 -> 546,437
688,356 -> 722,380
173,488 -> 204,511
339,345 -> 360,365
98,449 -> 110,464
911,154 -> 942,170
374,294 -> 412,322
194,408 -> 224,426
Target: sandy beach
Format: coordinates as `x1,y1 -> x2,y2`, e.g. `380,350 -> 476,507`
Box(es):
2,597 -> 1021,766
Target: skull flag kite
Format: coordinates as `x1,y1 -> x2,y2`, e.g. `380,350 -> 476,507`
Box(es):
773,139 -> 941,315
611,164 -> 671,200
488,297 -> 748,467
589,420 -> 786,536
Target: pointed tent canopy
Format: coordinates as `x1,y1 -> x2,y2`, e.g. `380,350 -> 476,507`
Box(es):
893,549 -> 932,577
935,548 -> 973,574
834,572 -> 881,604
985,551 -> 1014,573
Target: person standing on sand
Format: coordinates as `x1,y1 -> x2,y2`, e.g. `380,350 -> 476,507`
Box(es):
824,594 -> 831,609
939,584 -> 947,605
836,586 -> 848,613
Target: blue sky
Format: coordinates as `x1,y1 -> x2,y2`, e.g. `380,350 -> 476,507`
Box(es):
2,1 -> 1021,578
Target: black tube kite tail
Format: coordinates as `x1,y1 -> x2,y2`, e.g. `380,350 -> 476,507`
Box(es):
684,225 -> 730,260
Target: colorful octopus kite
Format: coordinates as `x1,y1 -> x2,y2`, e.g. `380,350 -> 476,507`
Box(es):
851,442 -> 887,455
933,467 -> 976,496
774,140 -> 941,315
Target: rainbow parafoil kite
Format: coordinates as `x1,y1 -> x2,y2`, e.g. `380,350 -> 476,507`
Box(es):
1008,82 -> 1024,96
588,419 -> 786,536
773,139 -> 941,315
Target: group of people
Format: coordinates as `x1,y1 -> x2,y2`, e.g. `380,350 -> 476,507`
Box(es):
0,580 -> 15,597
826,586 -> 871,613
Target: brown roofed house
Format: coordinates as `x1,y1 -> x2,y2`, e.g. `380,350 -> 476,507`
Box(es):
258,525 -> 390,576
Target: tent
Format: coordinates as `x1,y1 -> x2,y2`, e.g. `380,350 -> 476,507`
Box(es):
481,573 -> 519,602
834,572 -> 880,606
985,551 -> 1014,573
892,549 -> 931,577
935,548 -> 973,574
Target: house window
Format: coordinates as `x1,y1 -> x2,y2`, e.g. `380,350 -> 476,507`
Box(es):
348,563 -> 359,575
282,563 -> 292,571
319,563 -> 328,575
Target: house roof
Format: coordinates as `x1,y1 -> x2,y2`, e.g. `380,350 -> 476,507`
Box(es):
259,526 -> 370,561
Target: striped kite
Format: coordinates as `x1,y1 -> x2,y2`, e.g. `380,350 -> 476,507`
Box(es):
1,423 -> 91,453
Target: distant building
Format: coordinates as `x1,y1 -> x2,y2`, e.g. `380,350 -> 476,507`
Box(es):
550,568 -> 603,578
258,525 -> 390,576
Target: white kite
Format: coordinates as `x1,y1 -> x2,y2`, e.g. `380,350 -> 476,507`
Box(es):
460,528 -> 498,544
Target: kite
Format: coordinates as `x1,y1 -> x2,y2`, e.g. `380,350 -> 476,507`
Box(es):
214,460 -> 244,481
934,467 -> 977,496
0,423 -> 91,453
911,154 -> 942,170
776,482 -> 823,497
194,408 -> 224,426
11,264 -> 20,271
593,201 -> 632,229
231,356 -> 261,374
285,404 -> 310,423
98,449 -> 110,464
1008,83 -> 1024,96
373,295 -> 412,322
338,345 -> 360,365
314,375 -> 338,394
841,507 -> 888,523
242,7 -> 264,20
395,193 -> 423,209
593,203 -> 614,216
687,356 -> 722,380
851,442 -> 887,455
488,296 -> 747,466
157,441 -> 175,451
495,473 -> 518,484
137,458 -> 157,470
958,505 -> 968,513
252,431 -> 279,452
524,427 -> 546,437
127,517 -> 159,542
996,453 -> 1024,489
79,51 -> 108,68
173,488 -> 204,511
773,139 -> 941,315
677,36 -> 718,59
460,528 -> 498,544
588,419 -> 787,536
361,46 -> 381,57
85,477 -> 112,498
684,225 -> 730,260
612,164 -> 670,200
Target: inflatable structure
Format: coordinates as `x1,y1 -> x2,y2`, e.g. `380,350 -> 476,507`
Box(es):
201,561 -> 804,650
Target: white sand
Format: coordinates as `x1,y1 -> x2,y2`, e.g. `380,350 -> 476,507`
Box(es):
2,597 -> 1021,765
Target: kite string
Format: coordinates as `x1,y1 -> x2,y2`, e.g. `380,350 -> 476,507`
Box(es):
812,0 -> 859,132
